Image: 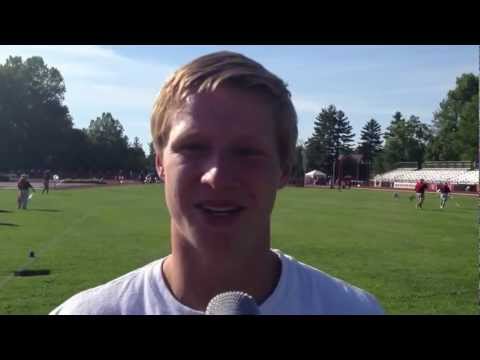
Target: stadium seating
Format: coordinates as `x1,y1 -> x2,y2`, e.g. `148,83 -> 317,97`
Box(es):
373,168 -> 417,182
374,168 -> 477,184
449,170 -> 479,185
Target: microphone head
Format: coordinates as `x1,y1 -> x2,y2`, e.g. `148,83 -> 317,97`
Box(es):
205,291 -> 260,315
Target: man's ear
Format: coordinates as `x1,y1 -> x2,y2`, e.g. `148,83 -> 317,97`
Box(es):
155,152 -> 165,180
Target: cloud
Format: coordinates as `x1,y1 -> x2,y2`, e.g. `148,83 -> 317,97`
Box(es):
66,83 -> 157,111
0,45 -> 175,95
293,93 -> 395,117
0,44 -> 175,116
0,45 -> 178,151
291,96 -> 325,114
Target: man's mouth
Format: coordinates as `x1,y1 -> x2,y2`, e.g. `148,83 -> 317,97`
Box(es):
194,203 -> 246,216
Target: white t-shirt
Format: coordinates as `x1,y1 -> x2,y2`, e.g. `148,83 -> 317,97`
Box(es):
50,249 -> 384,315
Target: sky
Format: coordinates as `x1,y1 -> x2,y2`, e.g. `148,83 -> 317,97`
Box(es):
0,45 -> 477,153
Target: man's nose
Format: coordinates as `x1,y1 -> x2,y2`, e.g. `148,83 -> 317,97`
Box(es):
200,154 -> 239,189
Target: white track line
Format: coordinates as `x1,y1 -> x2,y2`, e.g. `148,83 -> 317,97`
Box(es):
0,210 -> 93,291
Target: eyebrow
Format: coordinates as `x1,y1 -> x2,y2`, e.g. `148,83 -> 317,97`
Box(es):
170,131 -> 205,144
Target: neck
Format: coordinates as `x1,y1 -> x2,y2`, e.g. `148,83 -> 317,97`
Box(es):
162,227 -> 281,311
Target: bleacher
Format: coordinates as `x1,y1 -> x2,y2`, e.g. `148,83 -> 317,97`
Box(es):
449,170 -> 479,185
373,161 -> 478,186
373,168 -> 417,182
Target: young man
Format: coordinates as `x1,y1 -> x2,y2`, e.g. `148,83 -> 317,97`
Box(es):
439,182 -> 451,209
415,179 -> 428,209
42,170 -> 50,194
17,174 -> 35,210
50,51 -> 383,315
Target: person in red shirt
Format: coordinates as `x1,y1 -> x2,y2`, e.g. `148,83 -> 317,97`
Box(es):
17,174 -> 35,210
439,182 -> 451,209
414,179 -> 428,209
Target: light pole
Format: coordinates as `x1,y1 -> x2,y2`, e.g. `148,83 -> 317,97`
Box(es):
331,158 -> 335,189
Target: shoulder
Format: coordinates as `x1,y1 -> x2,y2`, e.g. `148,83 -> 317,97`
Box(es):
49,259 -> 162,315
276,250 -> 384,315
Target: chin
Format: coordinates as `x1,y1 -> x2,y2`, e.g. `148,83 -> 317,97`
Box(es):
191,225 -> 239,240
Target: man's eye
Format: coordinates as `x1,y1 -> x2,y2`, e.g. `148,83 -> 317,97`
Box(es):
181,144 -> 208,152
234,148 -> 263,157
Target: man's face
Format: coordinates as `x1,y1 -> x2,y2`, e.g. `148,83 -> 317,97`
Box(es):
156,86 -> 288,254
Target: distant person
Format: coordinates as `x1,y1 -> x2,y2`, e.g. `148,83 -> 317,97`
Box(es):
50,51 -> 384,315
439,182 -> 451,209
17,174 -> 35,210
414,179 -> 428,209
42,170 -> 51,194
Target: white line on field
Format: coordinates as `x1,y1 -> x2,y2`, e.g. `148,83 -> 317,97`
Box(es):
0,210 -> 93,291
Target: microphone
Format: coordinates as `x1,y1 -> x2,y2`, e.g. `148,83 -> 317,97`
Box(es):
205,291 -> 260,315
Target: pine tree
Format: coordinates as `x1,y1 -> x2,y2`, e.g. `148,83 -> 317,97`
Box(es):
357,118 -> 383,162
305,105 -> 355,175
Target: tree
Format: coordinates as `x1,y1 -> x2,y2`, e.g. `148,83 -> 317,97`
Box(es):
383,112 -> 432,169
290,145 -> 305,186
85,112 -> 129,171
146,141 -> 156,171
356,118 -> 383,178
357,119 -> 383,162
56,128 -> 92,173
305,105 -> 355,176
0,56 -> 73,171
426,73 -> 479,163
132,137 -> 142,149
371,150 -> 387,175
126,137 -> 147,173
457,91 -> 479,163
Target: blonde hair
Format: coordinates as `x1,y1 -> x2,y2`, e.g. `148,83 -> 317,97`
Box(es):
150,51 -> 298,170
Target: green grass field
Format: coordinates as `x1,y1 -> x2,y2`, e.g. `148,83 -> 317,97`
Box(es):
0,185 -> 478,314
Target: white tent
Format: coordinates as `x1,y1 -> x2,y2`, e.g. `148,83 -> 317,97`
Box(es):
305,170 -> 326,178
